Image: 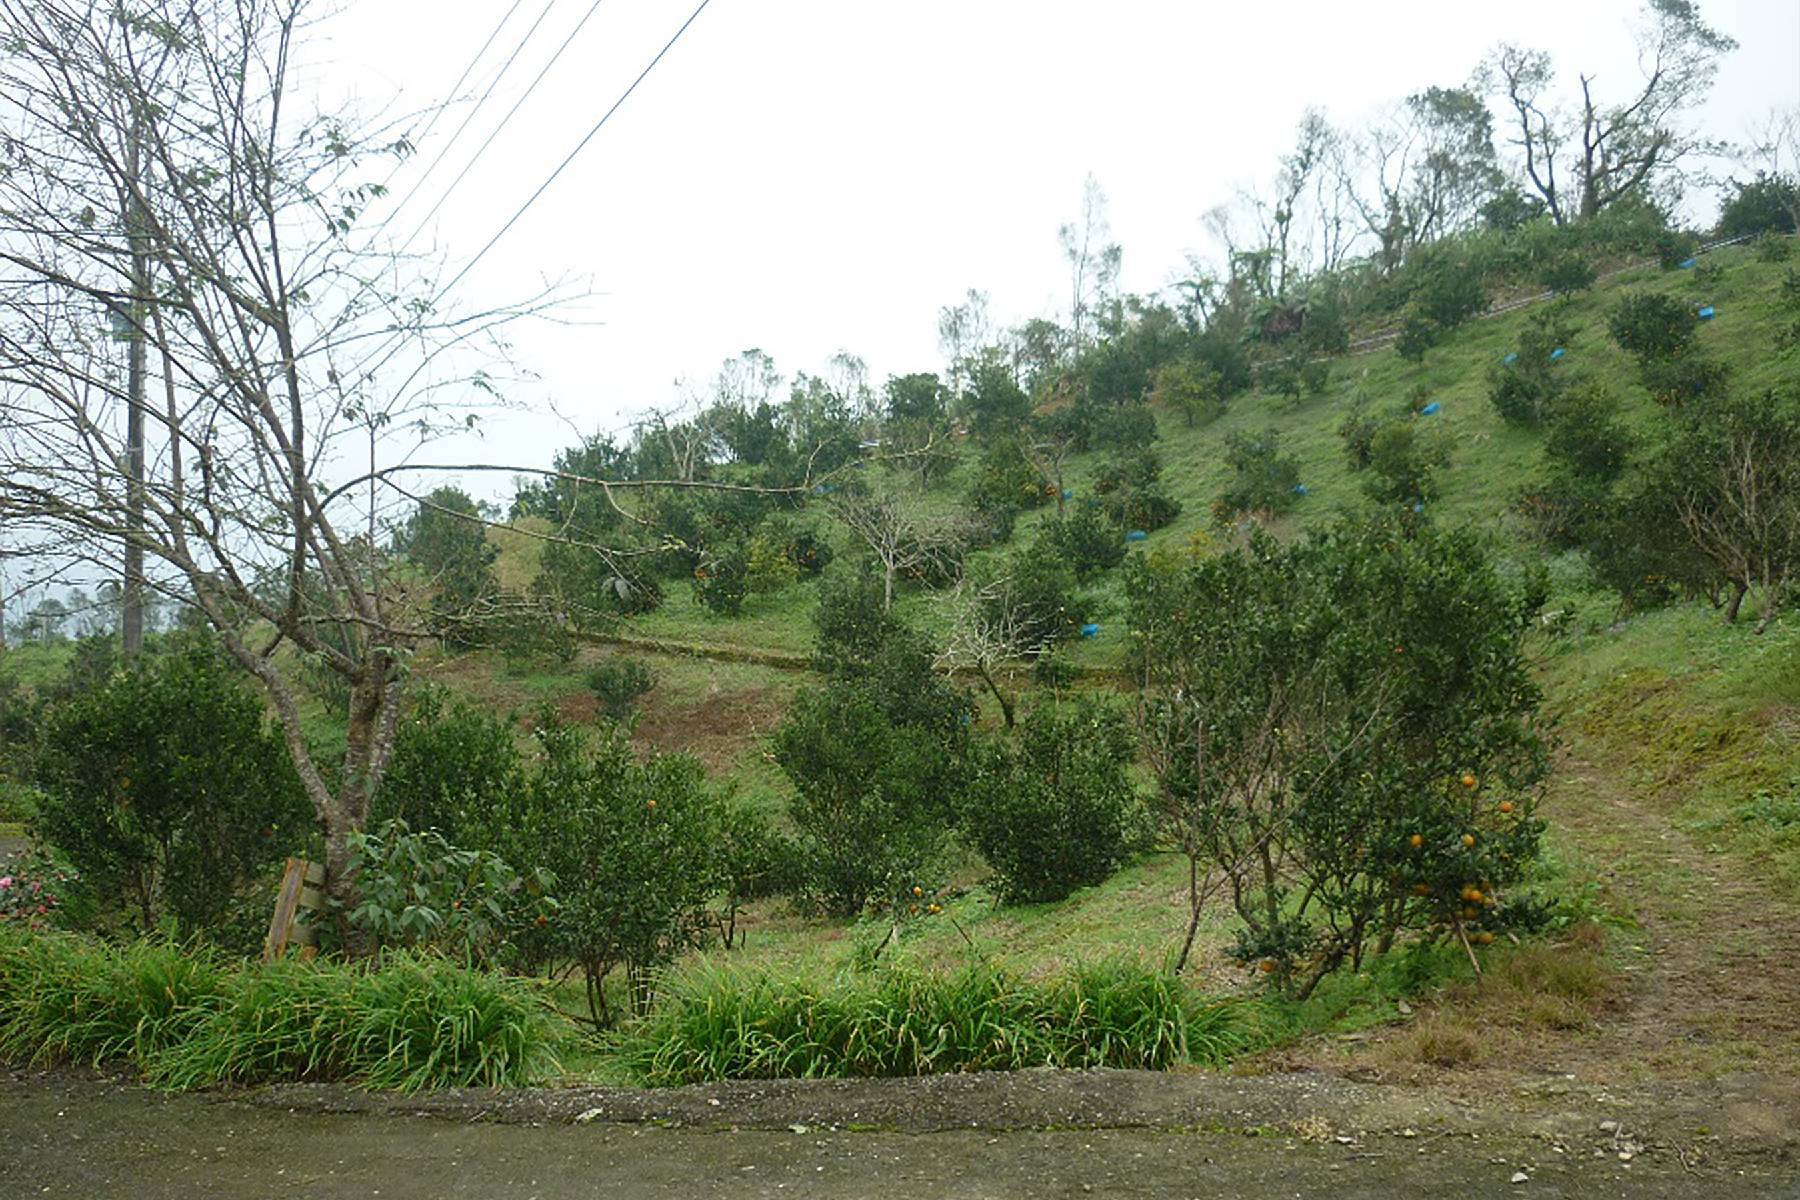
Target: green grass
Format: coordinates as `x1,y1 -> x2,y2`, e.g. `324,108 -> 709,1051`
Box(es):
613,956 -> 1251,1085
0,927 -> 562,1091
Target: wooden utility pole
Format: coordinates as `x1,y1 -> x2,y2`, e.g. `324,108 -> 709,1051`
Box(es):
122,112 -> 146,656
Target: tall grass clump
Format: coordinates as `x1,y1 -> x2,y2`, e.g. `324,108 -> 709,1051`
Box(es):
616,958 -> 1249,1085
150,951 -> 559,1091
0,926 -> 224,1066
0,927 -> 560,1091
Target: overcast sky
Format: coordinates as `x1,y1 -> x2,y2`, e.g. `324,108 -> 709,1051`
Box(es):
314,0 -> 1796,502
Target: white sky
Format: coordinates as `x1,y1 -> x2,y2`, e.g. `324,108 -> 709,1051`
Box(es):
313,0 -> 1796,501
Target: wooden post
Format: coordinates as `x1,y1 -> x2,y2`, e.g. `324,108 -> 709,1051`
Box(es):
263,857 -> 327,962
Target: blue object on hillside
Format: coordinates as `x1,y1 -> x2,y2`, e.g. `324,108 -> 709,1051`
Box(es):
1293,483 -> 1309,496
1419,401 -> 1441,416
1678,258 -> 1698,269
1549,347 -> 1566,361
959,712 -> 972,726
1125,529 -> 1148,542
1412,503 -> 1424,514
1502,352 -> 1518,366
1698,306 -> 1715,320
1080,623 -> 1101,638
1061,488 -> 1072,500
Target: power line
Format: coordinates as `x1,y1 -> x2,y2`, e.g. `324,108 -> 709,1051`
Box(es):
397,0 -> 611,255
376,0 -> 559,237
438,0 -> 714,301
352,0 -> 714,385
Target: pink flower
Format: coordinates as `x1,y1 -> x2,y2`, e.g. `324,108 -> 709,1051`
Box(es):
29,882 -> 41,893
0,877 -> 12,889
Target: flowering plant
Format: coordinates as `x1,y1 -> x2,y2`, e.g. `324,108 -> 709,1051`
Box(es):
0,852 -> 79,930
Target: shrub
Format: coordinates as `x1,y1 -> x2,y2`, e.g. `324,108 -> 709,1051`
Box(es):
1257,356 -> 1304,402
1300,359 -> 1331,396
616,957 -> 1248,1083
1608,291 -> 1699,362
773,683 -> 958,918
393,485 -> 498,645
1715,173 -> 1798,240
375,688 -> 520,841
1537,252 -> 1596,295
486,719 -> 725,1021
1488,308 -> 1574,427
32,636 -> 308,938
960,700 -> 1147,904
1652,227 -> 1700,270
969,436 -> 1049,515
1395,312 -> 1439,362
744,527 -> 801,594
0,851 -> 79,931
1129,521 -> 1550,994
691,542 -> 750,616
1756,231 -> 1794,263
326,820 -> 556,968
1152,358 -> 1225,427
1218,429 -> 1301,519
714,804 -> 797,948
588,658 -> 655,722
1043,502 -> 1126,582
1363,420 -> 1452,507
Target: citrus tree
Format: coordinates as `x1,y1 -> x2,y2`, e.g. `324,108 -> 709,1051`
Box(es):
1129,520 -> 1551,994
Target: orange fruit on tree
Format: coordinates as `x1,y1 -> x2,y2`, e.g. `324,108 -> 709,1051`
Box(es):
1412,883 -> 1432,896
1460,773 -> 1478,789
1409,834 -> 1423,848
1461,834 -> 1476,849
1498,801 -> 1514,814
912,886 -> 924,898
1476,931 -> 1495,945
1258,958 -> 1277,974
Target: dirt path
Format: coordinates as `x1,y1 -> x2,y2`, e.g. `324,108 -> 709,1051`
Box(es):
1534,751 -> 1800,1081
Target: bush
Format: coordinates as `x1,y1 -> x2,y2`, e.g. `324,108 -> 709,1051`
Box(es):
1608,291 -> 1698,362
588,658 -> 655,722
1044,502 -> 1126,582
0,851 -> 79,931
326,820 -> 556,968
1257,356 -> 1304,402
485,719 -> 725,1021
1652,227 -> 1700,270
1488,307 -> 1574,427
1395,313 -> 1439,362
960,700 -> 1147,904
32,636 -> 308,938
616,957 -> 1248,1084
375,688 -> 521,841
1363,420 -> 1452,507
773,683 -> 958,918
1129,521 -> 1550,993
714,804 -> 797,947
1715,173 -> 1798,240
1538,252 -> 1596,295
969,436 -> 1050,515
1756,232 -> 1794,263
1153,358 -> 1226,427
691,542 -> 750,615
1218,429 -> 1301,519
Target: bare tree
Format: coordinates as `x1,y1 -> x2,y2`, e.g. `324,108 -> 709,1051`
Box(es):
0,0 -> 751,919
936,287 -> 990,399
833,484 -> 970,612
1057,175 -> 1122,347
1486,0 -> 1736,224
933,573 -> 1050,729
1671,403 -> 1800,633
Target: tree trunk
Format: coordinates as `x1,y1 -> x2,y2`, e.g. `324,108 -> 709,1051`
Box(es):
1724,579 -> 1748,624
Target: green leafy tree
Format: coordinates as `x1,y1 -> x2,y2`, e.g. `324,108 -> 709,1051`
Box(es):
373,688 -> 522,844
1130,522 -> 1550,993
393,486 -> 498,644
960,699 -> 1148,904
33,637 -> 309,936
1217,429 -> 1301,519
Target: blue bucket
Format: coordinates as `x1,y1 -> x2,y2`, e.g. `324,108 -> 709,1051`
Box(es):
1548,348 -> 1566,361
1697,306 -> 1715,320
1419,401 -> 1440,416
1080,623 -> 1100,638
1125,530 -> 1148,542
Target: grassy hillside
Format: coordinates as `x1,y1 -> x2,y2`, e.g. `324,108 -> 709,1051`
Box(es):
423,237 -> 1800,1055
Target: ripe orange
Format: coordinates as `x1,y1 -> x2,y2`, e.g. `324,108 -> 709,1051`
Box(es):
1461,886 -> 1483,904
927,903 -> 942,914
1409,834 -> 1423,848
1462,906 -> 1479,920
912,886 -> 924,898
1461,834 -> 1476,849
1258,958 -> 1277,974
1498,801 -> 1514,814
646,799 -> 657,809
1412,883 -> 1432,896
1476,931 -> 1495,945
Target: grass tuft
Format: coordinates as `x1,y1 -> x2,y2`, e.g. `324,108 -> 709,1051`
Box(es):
0,926 -> 559,1091
614,957 -> 1250,1085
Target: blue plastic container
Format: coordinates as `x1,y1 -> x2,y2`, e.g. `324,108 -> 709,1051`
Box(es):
1502,352 -> 1518,366
1293,483 -> 1309,496
1419,401 -> 1440,416
1412,503 -> 1424,514
1060,488 -> 1072,501
1548,347 -> 1566,361
1698,306 -> 1715,320
1080,623 -> 1101,638
1678,258 -> 1697,270
1125,530 -> 1148,543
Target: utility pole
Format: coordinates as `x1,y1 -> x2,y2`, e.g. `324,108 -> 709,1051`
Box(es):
122,109 -> 147,657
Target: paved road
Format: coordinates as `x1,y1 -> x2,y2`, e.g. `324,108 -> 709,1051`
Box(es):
4,1075 -> 1796,1199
